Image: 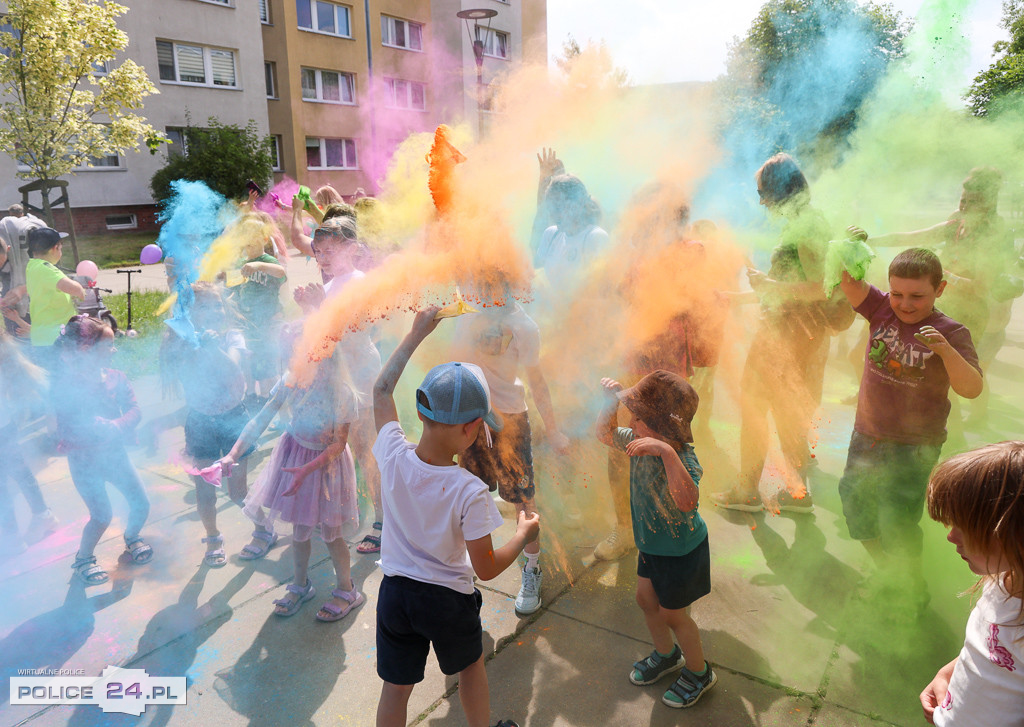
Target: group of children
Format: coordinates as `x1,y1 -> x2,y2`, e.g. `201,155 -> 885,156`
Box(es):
0,155 -> 1021,727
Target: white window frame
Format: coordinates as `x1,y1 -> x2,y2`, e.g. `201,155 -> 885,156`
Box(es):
265,61 -> 277,98
270,135 -> 283,172
195,0 -> 233,6
381,15 -> 423,51
259,0 -> 270,23
305,136 -> 357,170
300,67 -> 356,105
156,40 -> 239,89
477,26 -> 508,59
105,214 -> 138,230
383,77 -> 426,111
296,0 -> 352,38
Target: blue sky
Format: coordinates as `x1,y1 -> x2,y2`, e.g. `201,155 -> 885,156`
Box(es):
547,0 -> 1004,87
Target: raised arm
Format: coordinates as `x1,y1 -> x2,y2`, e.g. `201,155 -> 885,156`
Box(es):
857,220 -> 952,248
289,200 -> 314,257
241,260 -> 286,279
373,308 -> 440,432
838,270 -> 869,308
57,276 -> 86,300
625,438 -> 698,512
917,326 -> 984,399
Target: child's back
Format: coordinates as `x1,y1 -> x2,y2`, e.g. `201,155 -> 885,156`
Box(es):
373,420 -> 501,593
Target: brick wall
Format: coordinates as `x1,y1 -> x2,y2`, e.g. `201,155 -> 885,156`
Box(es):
46,205 -> 160,236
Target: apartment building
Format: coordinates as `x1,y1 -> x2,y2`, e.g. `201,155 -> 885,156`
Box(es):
263,0 -> 547,193
0,0 -> 269,234
0,0 -> 546,232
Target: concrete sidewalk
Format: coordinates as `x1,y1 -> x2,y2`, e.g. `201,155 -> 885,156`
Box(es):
3,298 -> 1023,726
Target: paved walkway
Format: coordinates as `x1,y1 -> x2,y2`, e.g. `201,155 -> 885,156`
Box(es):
3,296 -> 1023,727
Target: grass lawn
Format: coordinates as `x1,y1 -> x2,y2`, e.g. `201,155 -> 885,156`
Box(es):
104,289 -> 169,377
70,231 -> 157,269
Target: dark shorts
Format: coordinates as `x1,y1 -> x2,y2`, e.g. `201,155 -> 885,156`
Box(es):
637,536 -> 711,610
460,410 -> 534,503
184,403 -> 249,461
838,431 -> 942,558
376,575 -> 483,685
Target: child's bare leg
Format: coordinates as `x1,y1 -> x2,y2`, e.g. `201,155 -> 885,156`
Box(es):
376,682 -> 413,727
517,498 -> 540,556
662,606 -> 705,671
637,577 -> 675,655
275,534 -> 313,615
192,472 -> 219,537
457,653 -> 490,727
320,535 -> 359,616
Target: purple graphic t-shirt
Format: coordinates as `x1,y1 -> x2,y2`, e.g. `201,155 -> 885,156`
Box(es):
853,285 -> 980,445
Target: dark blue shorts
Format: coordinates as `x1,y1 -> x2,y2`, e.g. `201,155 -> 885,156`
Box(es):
376,575 -> 483,685
184,403 -> 249,461
637,536 -> 711,610
838,431 -> 942,558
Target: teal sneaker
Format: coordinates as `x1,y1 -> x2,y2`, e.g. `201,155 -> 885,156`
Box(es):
630,645 -> 684,685
662,663 -> 717,708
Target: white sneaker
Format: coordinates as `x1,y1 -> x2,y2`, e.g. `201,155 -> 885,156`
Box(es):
25,510 -> 59,543
515,566 -> 542,615
593,527 -> 634,561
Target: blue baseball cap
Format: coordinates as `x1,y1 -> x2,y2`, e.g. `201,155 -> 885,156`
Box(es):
416,361 -> 503,431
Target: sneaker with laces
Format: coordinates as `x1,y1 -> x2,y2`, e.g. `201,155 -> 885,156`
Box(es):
593,527 -> 634,561
710,489 -> 763,512
515,566 -> 542,615
662,663 -> 717,708
630,645 -> 684,685
24,510 -> 59,543
776,488 -> 814,513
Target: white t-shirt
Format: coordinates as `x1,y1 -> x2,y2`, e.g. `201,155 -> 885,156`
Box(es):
452,302 -> 540,414
0,213 -> 45,316
935,578 -> 1024,727
536,224 -> 610,293
323,269 -> 382,409
373,420 -> 503,594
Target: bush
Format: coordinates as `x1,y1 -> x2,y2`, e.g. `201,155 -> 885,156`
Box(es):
150,116 -> 273,206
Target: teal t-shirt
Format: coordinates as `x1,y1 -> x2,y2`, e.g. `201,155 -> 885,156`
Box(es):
613,428 -> 707,556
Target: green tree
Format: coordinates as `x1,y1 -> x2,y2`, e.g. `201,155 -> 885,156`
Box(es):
0,0 -> 162,261
149,117 -> 273,206
723,0 -> 910,152
965,0 -> 1024,116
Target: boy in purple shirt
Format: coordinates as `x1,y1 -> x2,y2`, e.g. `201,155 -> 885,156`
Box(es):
837,248 -> 983,610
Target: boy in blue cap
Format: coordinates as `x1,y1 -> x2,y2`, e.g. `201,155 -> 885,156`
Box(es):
372,307 -> 539,727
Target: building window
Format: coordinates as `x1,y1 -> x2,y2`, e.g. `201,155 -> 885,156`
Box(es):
384,78 -> 425,110
156,41 -> 238,88
381,15 -> 423,51
477,27 -> 508,59
196,0 -> 232,5
265,61 -> 277,98
300,67 -> 355,104
259,0 -> 270,23
165,126 -> 186,157
296,0 -> 351,37
306,137 -> 357,169
270,135 -> 283,171
105,214 -> 138,230
92,59 -> 111,76
84,151 -> 121,168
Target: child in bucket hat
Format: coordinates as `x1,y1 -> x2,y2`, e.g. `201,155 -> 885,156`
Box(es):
371,307 -> 537,727
596,369 -> 716,709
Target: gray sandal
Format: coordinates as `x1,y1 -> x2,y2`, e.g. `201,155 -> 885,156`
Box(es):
72,555 -> 109,586
238,530 -> 278,560
273,580 -> 316,617
202,535 -> 227,568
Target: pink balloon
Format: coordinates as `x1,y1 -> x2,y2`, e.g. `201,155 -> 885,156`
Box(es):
76,260 -> 99,280
140,244 -> 163,265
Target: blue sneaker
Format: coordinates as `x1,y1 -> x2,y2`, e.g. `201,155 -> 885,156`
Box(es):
662,663 -> 717,708
630,645 -> 684,685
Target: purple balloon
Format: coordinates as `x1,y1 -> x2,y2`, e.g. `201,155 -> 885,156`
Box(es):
140,243 -> 163,265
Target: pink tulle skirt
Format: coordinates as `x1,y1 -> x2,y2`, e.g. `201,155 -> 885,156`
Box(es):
243,432 -> 359,539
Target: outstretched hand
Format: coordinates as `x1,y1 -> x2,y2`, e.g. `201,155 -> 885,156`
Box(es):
516,509 -> 541,544
412,306 -> 442,337
537,147 -> 562,179
846,225 -> 869,241
600,377 -> 623,398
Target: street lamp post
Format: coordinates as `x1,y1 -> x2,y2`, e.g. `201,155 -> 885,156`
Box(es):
456,8 -> 497,135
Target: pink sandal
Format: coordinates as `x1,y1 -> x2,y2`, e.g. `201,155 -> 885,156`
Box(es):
316,586 -> 364,622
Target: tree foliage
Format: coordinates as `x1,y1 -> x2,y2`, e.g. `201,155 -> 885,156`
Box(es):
0,0 -> 161,189
150,117 -> 273,206
965,0 -> 1024,116
723,0 -> 910,152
